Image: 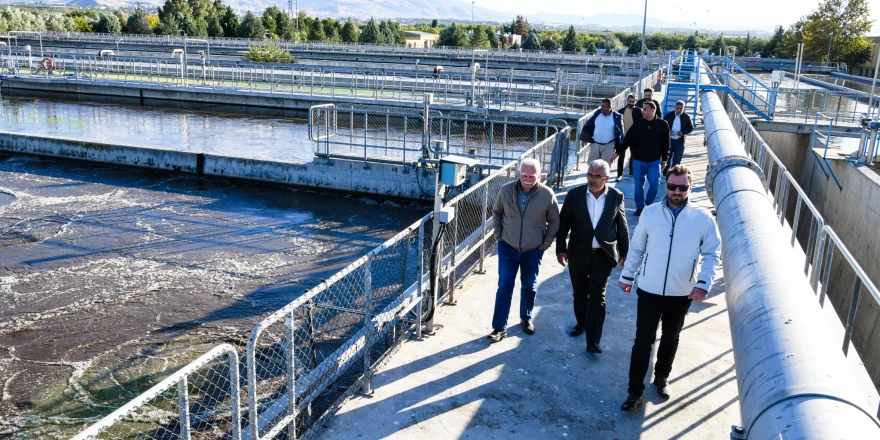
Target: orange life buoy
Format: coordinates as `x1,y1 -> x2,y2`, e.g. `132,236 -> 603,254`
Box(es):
41,57 -> 54,71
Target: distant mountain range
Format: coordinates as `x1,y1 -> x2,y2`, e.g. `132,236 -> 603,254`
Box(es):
4,0 -> 774,33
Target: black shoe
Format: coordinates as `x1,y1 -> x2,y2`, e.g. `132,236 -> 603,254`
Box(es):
487,329 -> 506,342
621,393 -> 643,412
586,342 -> 603,353
615,176 -> 622,182
654,378 -> 671,399
634,208 -> 643,217
521,320 -> 535,335
570,325 -> 584,337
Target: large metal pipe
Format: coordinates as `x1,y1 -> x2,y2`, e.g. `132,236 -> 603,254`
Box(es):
701,88 -> 880,438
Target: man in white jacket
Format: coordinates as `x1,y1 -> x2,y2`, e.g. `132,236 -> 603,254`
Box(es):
617,165 -> 722,412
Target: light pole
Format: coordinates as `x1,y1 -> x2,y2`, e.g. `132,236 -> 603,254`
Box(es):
826,31 -> 834,63
636,0 -> 647,99
471,1 -> 475,23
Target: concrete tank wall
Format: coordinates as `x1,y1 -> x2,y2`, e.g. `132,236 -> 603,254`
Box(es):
754,125 -> 880,388
0,131 -> 439,200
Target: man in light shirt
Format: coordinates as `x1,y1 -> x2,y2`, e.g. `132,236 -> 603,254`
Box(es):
580,98 -> 625,165
556,159 -> 629,354
662,100 -> 694,175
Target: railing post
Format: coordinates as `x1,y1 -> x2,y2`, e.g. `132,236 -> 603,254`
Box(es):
285,311 -> 297,440
228,351 -> 242,440
361,258 -> 374,394
478,183 -> 489,273
177,376 -> 191,440
447,210 -> 459,305
416,219 -> 425,339
842,279 -> 862,356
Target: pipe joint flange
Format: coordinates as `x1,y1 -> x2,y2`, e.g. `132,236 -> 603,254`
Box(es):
705,155 -> 766,204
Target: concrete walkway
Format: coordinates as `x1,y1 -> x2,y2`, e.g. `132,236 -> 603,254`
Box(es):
322,129 -> 741,439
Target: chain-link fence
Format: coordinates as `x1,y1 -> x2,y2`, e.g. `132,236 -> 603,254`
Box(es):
73,344 -> 242,440
75,100 -> 586,439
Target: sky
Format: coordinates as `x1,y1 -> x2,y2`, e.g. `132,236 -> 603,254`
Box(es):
477,0 -> 880,34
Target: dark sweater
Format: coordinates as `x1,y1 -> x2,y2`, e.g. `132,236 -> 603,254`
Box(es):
619,117 -> 670,162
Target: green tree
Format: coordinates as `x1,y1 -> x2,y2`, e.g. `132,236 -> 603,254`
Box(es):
308,16 -> 325,41
683,32 -> 699,51
762,26 -> 784,57
522,31 -> 541,50
627,38 -> 642,55
341,19 -> 358,42
437,22 -> 469,47
513,15 -> 530,36
585,42 -> 597,53
798,0 -> 874,64
561,25 -> 581,52
359,18 -> 380,43
238,11 -> 266,39
262,10 -> 277,36
486,27 -> 500,49
431,19 -> 438,27
95,12 -> 121,33
470,25 -> 489,48
127,5 -> 153,35
510,41 -> 520,50
710,34 -> 726,55
221,6 -> 239,37
541,37 -> 558,51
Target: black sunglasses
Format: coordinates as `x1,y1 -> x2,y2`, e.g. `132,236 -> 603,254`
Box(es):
666,183 -> 690,192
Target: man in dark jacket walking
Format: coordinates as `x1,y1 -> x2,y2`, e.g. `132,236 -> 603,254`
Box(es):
614,101 -> 669,217
615,94 -> 642,181
579,99 -> 625,165
488,158 -> 560,341
662,100 -> 694,175
556,159 -> 629,354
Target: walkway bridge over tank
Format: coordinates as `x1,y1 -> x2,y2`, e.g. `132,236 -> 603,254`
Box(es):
66,53 -> 880,440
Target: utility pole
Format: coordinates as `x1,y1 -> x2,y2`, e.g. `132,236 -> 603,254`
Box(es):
471,1 -> 475,24
826,31 -> 834,63
637,0 -> 647,98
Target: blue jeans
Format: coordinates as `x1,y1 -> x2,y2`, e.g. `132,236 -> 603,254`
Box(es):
665,138 -> 685,174
492,240 -> 545,330
633,159 -> 662,210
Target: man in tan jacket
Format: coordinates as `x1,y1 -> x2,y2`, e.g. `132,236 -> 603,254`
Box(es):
488,158 -> 560,341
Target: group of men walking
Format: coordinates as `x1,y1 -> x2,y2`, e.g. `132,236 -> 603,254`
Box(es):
486,88 -> 720,413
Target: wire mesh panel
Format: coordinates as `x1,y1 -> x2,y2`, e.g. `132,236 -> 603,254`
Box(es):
74,345 -> 242,440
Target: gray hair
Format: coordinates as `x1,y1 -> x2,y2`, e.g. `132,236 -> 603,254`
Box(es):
520,158 -> 541,174
588,159 -> 610,176
676,100 -> 686,107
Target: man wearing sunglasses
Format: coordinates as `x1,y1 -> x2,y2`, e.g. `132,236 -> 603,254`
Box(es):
556,159 -> 629,354
616,165 -> 721,412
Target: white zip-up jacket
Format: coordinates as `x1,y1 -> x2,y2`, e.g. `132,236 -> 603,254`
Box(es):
619,199 -> 722,296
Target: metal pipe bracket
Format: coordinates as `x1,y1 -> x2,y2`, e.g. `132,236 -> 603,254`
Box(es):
705,155 -> 767,204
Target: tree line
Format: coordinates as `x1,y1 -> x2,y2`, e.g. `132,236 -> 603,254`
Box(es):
0,0 -> 872,63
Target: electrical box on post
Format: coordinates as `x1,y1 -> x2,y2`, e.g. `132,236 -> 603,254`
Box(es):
771,70 -> 785,87
437,206 -> 455,223
439,155 -> 479,187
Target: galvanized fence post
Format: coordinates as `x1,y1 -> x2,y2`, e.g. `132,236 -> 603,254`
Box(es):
285,310 -> 297,440
478,183 -> 489,273
229,351 -> 242,440
842,279 -> 862,356
177,376 -> 191,440
361,258 -> 374,394
416,220 -> 425,339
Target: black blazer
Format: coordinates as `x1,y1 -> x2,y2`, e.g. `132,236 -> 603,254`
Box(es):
556,185 -> 629,267
663,111 -> 694,139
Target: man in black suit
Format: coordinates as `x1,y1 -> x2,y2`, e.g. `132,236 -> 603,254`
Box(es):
556,159 -> 630,354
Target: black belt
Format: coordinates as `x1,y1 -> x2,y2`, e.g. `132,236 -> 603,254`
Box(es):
591,248 -> 602,253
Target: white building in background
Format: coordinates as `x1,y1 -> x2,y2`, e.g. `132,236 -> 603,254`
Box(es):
402,31 -> 439,48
